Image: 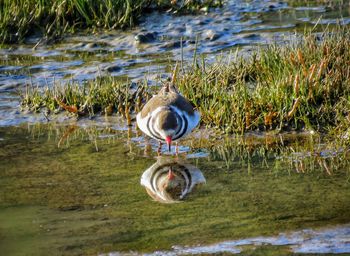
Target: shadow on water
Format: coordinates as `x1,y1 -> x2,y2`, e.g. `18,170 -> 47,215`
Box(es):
0,123 -> 350,255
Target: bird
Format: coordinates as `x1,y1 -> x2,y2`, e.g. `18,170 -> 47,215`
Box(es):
136,79 -> 200,154
140,157 -> 206,203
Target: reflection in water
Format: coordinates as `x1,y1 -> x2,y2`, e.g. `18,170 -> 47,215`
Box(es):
1,125 -> 350,255
141,157 -> 205,203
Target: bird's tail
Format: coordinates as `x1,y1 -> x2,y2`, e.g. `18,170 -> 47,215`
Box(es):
159,63 -> 179,95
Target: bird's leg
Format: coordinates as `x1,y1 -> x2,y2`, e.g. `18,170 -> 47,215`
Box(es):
157,141 -> 162,156
144,143 -> 152,157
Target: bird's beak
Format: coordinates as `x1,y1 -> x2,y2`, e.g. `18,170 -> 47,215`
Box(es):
166,136 -> 172,152
168,168 -> 175,180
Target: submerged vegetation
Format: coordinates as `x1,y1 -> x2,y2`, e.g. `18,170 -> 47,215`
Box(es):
0,0 -> 222,43
21,27 -> 350,141
19,121 -> 350,175
1,123 -> 350,255
208,132 -> 350,175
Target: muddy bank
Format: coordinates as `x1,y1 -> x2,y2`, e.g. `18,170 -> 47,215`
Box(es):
1,0 -> 350,127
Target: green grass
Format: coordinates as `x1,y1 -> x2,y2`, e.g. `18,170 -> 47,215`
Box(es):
0,0 -> 222,43
20,27 -> 350,141
21,76 -> 152,125
177,27 -> 350,136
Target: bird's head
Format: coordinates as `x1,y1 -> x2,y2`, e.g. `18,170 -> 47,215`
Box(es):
156,110 -> 179,151
159,167 -> 185,200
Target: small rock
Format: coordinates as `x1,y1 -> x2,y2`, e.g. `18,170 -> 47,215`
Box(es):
203,30 -> 220,41
200,6 -> 209,13
160,41 -> 182,49
105,65 -> 122,73
59,205 -> 82,211
242,33 -> 261,40
85,42 -> 99,49
193,19 -> 207,25
134,32 -> 158,43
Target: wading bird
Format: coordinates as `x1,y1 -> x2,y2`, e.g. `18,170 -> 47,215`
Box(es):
140,157 -> 206,203
136,73 -> 200,154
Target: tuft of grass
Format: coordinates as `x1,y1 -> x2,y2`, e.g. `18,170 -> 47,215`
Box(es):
20,77 -> 152,125
177,27 -> 350,136
0,0 -> 222,44
21,27 -> 350,142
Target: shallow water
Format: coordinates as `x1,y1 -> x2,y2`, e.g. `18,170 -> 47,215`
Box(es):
0,123 -> 349,255
1,0 -> 350,126
1,1 -> 350,254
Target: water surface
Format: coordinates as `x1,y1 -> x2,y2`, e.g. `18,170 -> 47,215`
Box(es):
0,123 -> 349,255
1,1 -> 350,254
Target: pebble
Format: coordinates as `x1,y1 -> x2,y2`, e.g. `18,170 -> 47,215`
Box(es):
242,33 -> 261,40
105,65 -> 122,73
200,6 -> 209,13
160,41 -> 182,49
85,42 -> 99,49
203,30 -> 220,41
134,32 -> 158,43
193,19 -> 207,25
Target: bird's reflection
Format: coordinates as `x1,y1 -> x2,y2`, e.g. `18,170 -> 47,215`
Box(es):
141,157 -> 206,203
